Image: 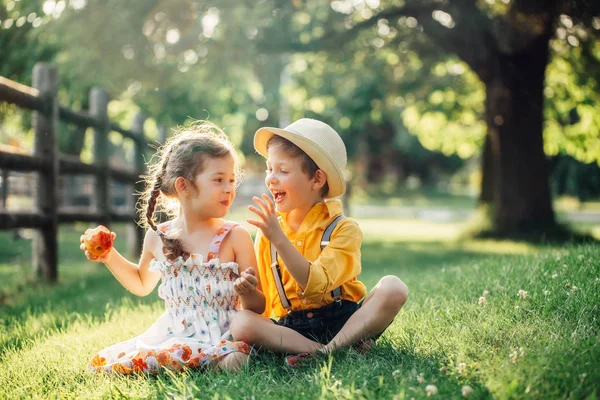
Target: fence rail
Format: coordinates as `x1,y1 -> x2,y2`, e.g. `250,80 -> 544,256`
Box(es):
0,63 -> 156,283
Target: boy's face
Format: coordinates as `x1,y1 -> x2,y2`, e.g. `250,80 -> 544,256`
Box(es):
265,143 -> 320,213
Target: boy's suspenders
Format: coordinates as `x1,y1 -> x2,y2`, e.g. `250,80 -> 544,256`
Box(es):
270,215 -> 345,310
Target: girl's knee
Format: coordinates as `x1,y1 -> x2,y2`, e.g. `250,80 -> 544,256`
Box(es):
230,310 -> 256,342
379,275 -> 408,308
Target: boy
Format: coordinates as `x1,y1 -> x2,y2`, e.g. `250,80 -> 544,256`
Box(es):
231,118 -> 408,366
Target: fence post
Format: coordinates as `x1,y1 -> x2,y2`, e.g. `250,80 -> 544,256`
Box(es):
0,169 -> 8,208
32,63 -> 59,283
89,88 -> 110,228
128,112 -> 146,257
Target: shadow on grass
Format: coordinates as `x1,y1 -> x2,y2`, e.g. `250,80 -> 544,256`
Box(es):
115,340 -> 490,399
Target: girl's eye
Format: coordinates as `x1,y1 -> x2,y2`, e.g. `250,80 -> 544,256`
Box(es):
215,178 -> 223,182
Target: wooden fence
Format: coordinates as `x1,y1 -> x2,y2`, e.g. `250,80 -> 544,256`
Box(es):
0,63 -> 155,283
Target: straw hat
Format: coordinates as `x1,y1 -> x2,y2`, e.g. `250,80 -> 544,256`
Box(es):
254,118 -> 347,198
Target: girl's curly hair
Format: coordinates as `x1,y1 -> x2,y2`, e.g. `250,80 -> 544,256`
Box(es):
138,121 -> 241,261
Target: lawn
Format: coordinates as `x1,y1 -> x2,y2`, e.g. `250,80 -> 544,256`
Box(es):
0,218 -> 599,399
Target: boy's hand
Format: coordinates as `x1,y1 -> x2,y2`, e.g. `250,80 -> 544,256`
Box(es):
79,232 -> 116,264
234,267 -> 259,295
247,194 -> 285,244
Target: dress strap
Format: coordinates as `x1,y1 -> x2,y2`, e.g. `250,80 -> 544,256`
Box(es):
206,221 -> 239,261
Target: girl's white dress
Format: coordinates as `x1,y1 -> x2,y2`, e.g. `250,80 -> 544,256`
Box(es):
88,222 -> 250,374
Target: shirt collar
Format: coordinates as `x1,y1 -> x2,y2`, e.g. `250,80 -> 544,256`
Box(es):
279,199 -> 344,234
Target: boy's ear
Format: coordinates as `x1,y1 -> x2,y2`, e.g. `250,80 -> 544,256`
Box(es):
174,176 -> 190,197
312,169 -> 327,192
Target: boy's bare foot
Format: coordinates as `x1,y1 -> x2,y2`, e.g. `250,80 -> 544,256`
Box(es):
353,338 -> 375,354
284,351 -> 320,367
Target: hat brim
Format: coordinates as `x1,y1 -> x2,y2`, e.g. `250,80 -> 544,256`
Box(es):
254,127 -> 346,199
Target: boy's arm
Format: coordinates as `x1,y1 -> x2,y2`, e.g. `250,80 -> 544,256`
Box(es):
247,194 -> 311,287
301,219 -> 363,303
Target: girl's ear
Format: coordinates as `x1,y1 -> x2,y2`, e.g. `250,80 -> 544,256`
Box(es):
312,169 -> 327,192
174,176 -> 190,197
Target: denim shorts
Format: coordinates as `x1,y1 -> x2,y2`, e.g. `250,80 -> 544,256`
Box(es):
273,300 -> 361,344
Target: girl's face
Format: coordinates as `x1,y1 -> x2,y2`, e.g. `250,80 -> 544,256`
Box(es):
186,153 -> 237,218
265,144 -> 319,214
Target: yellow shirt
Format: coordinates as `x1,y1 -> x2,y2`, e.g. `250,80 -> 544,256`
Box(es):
255,199 -> 367,318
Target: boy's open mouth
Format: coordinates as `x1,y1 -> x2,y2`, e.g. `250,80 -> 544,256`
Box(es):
272,190 -> 286,203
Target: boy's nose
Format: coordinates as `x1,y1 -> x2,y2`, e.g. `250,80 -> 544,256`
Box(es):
265,173 -> 277,185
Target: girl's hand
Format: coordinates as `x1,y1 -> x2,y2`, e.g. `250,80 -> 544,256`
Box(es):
233,267 -> 259,295
79,232 -> 116,264
247,194 -> 285,243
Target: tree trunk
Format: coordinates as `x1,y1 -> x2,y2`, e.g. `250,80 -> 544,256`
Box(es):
481,35 -> 556,235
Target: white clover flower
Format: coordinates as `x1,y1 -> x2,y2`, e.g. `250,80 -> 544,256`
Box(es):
571,285 -> 578,292
518,289 -> 529,299
458,362 -> 467,373
392,370 -> 401,380
543,290 -> 550,296
578,255 -> 584,260
565,282 -> 571,289
482,290 -> 490,297
461,385 -> 473,398
552,272 -> 558,279
426,384 -> 438,397
417,373 -> 425,383
478,296 -> 486,305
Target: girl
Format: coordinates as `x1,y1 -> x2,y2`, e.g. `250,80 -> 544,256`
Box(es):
82,121 -> 264,373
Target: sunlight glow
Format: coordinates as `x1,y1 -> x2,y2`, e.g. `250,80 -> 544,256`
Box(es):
331,1 -> 353,14
43,0 -> 56,15
166,29 -> 180,44
183,49 -> 198,65
202,8 -> 220,38
406,17 -> 418,28
432,10 -> 455,29
255,108 -> 269,121
70,0 -> 86,11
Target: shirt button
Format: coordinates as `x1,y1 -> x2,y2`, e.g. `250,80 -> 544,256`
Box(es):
296,241 -> 303,246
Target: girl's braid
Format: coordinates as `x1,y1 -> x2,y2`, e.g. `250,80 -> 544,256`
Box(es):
144,147 -> 188,261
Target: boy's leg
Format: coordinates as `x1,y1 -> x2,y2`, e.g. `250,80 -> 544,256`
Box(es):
320,275 -> 408,353
230,310 -> 324,354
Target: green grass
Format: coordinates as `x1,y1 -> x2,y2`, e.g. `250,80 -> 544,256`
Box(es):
1,220 -> 599,399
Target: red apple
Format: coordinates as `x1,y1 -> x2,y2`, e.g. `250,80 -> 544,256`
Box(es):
81,225 -> 114,257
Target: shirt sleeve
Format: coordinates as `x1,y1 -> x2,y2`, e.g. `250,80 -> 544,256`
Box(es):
302,218 -> 363,303
254,229 -> 273,318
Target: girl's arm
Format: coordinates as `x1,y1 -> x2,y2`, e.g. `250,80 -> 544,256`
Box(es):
229,225 -> 266,314
80,229 -> 161,296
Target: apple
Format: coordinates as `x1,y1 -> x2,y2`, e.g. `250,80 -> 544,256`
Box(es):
81,225 -> 114,257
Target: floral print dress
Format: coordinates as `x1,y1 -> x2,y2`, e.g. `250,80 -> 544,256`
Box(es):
88,221 -> 251,374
